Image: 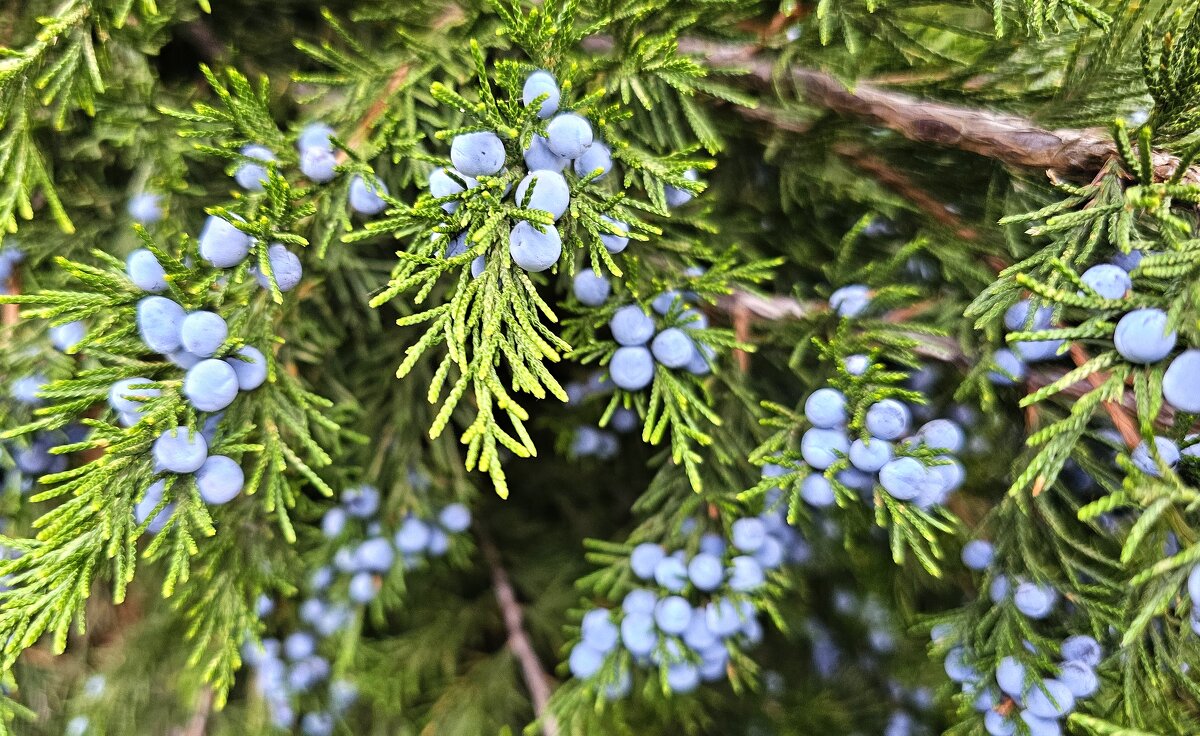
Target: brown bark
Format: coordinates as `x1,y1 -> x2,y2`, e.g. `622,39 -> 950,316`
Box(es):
583,36 -> 1200,185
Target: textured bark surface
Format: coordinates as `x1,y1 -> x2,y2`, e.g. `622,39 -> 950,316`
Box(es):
585,36 -> 1200,185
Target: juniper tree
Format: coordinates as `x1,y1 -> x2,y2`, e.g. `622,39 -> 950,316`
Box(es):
1,0 -> 1200,734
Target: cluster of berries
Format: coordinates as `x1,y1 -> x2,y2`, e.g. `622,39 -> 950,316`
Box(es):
120,289 -> 268,507
601,290 -> 714,391
797,383 -> 966,510
568,502 -> 812,698
427,70 -> 656,275
245,483 -> 471,733
940,626 -> 1103,736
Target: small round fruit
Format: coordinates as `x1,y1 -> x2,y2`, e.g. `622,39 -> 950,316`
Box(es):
198,215 -> 252,268
1080,264 -> 1130,300
800,428 -> 850,470
573,143 -> 613,180
865,399 -> 911,440
598,215 -> 629,254
515,170 -> 570,220
450,131 -> 506,177
180,311 -> 228,358
804,388 -> 847,429
522,71 -> 560,118
1163,350 -> 1200,413
508,221 -> 562,272
226,346 -> 268,391
184,359 -> 239,413
255,244 -> 303,292
545,113 -> 593,158
1114,308 -> 1176,363
126,249 -> 168,292
650,328 -> 695,369
136,296 -> 185,353
348,175 -> 389,215
609,305 -> 656,346
196,455 -> 244,505
153,427 -> 208,473
572,270 -> 610,306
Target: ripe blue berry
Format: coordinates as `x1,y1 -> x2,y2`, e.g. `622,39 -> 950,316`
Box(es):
134,479 -> 172,533
630,543 -> 665,580
1014,581 -> 1057,619
731,517 -> 767,553
108,377 -> 160,414
849,437 -> 892,472
298,122 -> 334,152
917,419 -> 965,453
800,427 -> 850,470
610,305 -> 655,346
683,610 -> 718,651
428,167 -> 478,212
572,270 -> 610,306
984,711 -> 1016,736
321,508 -> 347,538
300,146 -> 338,183
1005,300 -> 1054,331
943,647 -> 979,684
235,145 -> 275,191
354,537 -> 395,573
879,457 -> 935,501
996,655 -> 1026,697
438,503 -> 471,533
184,359 -> 239,413
573,142 -> 612,180
180,311 -> 227,357
568,641 -> 605,679
1114,308 -> 1176,363
1058,661 -> 1098,698
127,193 -> 163,224
545,113 -> 593,158
687,552 -> 724,591
341,484 -> 379,518
1060,635 -> 1101,667
255,244 -> 303,292
508,221 -> 562,272
581,609 -> 618,652
844,354 -> 870,375
619,612 -> 657,656
126,249 -> 168,292
654,596 -> 692,634
685,342 -> 715,376
1024,678 -> 1075,719
1080,264 -> 1130,300
451,132 -> 506,177
196,455 -> 244,505
50,321 -> 85,352
1131,436 -> 1180,476
988,348 -> 1027,385
728,555 -> 765,591
654,555 -> 688,592
226,346 -> 268,391
284,632 -> 316,661
348,175 -> 389,215
522,71 -> 560,118
394,516 -> 432,553
136,296 -> 185,353
830,284 -> 870,318
1164,350 -> 1200,413
865,399 -> 911,440
301,711 -> 334,736
198,215 -> 252,268
665,662 -> 700,694
804,388 -> 847,429
523,135 -> 568,172
664,170 -> 698,208
622,588 -> 657,616
1112,250 -> 1145,272
961,539 -> 994,570
153,427 -> 208,473
801,473 -> 835,507
515,170 -> 570,220
650,328 -> 695,368
598,215 -> 629,254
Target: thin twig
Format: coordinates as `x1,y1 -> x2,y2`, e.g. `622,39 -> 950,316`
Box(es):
1069,343 -> 1141,449
479,533 -> 560,736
